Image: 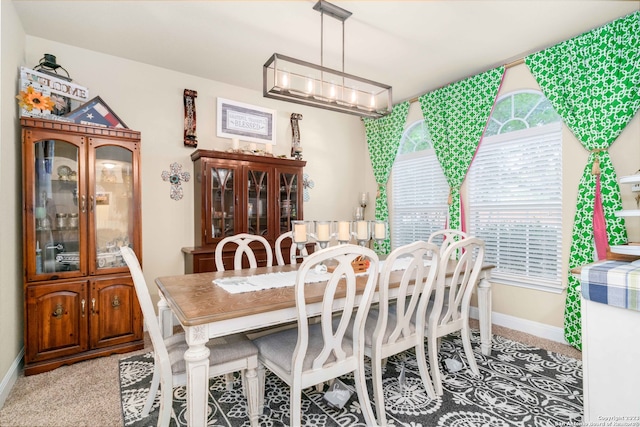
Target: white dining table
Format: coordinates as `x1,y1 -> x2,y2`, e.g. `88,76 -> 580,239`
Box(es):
154,260 -> 494,427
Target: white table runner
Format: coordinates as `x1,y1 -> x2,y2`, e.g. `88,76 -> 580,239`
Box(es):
213,257 -> 430,294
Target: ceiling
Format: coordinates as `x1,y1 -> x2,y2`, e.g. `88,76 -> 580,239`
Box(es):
12,1 -> 639,104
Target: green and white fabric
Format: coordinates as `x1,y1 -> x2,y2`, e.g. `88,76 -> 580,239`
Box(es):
418,67 -> 505,232
525,11 -> 640,350
363,101 -> 410,254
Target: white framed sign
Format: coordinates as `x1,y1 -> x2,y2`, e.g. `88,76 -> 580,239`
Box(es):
216,98 -> 276,144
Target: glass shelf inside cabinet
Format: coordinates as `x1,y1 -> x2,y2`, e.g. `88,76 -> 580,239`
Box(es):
34,139 -> 81,274
94,146 -> 134,270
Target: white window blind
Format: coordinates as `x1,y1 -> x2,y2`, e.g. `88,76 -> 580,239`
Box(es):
391,149 -> 449,249
468,122 -> 563,292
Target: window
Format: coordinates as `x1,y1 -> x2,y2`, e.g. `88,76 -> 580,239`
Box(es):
391,120 -> 448,249
468,91 -> 563,292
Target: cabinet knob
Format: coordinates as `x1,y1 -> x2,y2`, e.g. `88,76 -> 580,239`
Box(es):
112,295 -> 121,309
52,303 -> 64,319
81,299 -> 86,317
91,298 -> 96,315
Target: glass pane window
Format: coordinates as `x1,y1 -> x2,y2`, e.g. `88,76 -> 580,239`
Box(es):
280,173 -> 299,233
35,139 -> 80,274
211,167 -> 234,238
94,146 -> 133,270
248,169 -> 269,236
391,120 -> 448,249
469,91 -> 563,292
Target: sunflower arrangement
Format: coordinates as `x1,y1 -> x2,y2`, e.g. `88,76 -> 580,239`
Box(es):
16,86 -> 55,112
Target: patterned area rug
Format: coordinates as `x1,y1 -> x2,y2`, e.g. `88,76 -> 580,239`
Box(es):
119,331 -> 583,426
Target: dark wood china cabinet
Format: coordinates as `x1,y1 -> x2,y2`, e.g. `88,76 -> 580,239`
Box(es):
21,118 -> 143,375
182,150 -> 306,273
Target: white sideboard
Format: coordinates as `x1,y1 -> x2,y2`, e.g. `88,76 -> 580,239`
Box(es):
581,295 -> 640,422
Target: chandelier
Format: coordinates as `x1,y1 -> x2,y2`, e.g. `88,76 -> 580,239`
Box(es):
263,1 -> 392,118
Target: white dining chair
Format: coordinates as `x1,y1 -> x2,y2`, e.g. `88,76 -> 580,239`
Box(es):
215,233 -> 273,389
428,229 -> 469,259
353,240 -> 441,425
252,244 -> 380,427
215,233 -> 273,271
427,237 -> 485,395
120,246 -> 262,427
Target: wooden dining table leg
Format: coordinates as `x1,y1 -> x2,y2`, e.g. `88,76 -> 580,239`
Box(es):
184,325 -> 211,427
477,274 -> 492,356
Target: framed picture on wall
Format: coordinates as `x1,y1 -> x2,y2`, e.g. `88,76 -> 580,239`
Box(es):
217,98 -> 276,144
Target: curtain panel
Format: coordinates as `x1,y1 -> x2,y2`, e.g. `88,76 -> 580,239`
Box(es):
418,67 -> 505,232
525,10 -> 640,349
363,101 -> 410,254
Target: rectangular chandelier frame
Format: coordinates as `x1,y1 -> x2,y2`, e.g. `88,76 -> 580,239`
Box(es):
263,53 -> 392,119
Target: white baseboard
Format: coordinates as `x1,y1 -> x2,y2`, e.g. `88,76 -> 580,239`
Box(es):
470,307 -> 569,345
0,348 -> 23,410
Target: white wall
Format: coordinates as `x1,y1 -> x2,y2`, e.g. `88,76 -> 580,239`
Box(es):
0,0 -> 26,407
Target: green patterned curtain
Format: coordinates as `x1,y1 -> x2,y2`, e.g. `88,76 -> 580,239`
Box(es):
525,11 -> 640,350
419,67 -> 505,231
363,101 -> 410,254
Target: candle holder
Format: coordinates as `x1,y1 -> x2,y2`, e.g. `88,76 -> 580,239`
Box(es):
372,220 -> 388,247
292,220 -> 313,259
358,192 -> 369,209
314,220 -> 334,249
337,220 -> 352,244
354,220 -> 371,247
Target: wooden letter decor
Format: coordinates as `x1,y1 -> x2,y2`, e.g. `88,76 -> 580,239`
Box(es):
183,89 -> 197,147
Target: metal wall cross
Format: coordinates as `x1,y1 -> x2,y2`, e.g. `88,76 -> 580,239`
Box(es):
161,162 -> 190,201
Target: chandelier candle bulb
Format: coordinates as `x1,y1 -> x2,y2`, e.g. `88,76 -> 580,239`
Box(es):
338,221 -> 351,241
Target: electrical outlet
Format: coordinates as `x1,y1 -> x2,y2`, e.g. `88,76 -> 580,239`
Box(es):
632,183 -> 640,192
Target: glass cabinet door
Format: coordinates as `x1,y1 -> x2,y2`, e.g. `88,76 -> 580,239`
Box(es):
278,170 -> 300,234
91,144 -> 135,273
247,167 -> 270,238
32,138 -> 83,278
210,165 -> 236,241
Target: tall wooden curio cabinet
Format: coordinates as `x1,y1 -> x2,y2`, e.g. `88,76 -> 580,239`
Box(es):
183,150 -> 306,273
21,118 -> 144,375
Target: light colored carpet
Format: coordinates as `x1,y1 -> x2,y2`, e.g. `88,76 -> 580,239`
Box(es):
0,323 -> 580,427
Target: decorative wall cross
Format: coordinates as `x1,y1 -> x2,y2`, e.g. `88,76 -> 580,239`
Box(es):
303,173 -> 314,202
161,162 -> 190,201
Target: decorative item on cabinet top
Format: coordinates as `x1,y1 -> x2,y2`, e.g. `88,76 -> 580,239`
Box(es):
64,96 -> 128,129
17,63 -> 89,121
290,113 -> 303,160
